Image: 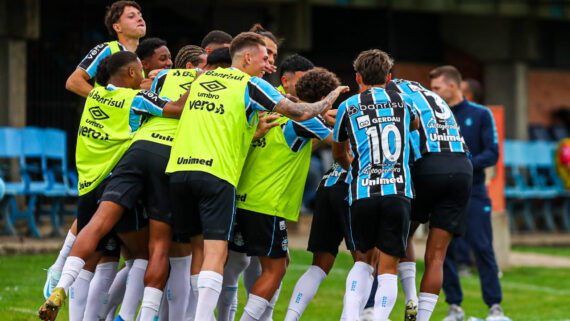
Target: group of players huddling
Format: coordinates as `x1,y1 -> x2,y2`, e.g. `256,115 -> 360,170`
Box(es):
36,1 -> 496,321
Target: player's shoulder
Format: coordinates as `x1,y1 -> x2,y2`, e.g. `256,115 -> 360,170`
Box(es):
85,42 -> 112,56
466,101 -> 492,116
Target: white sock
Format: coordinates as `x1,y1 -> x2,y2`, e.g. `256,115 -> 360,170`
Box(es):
195,271 -> 223,321
187,274 -> 199,321
260,282 -> 281,321
240,294 -> 269,321
399,262 -> 418,304
56,256 -> 85,292
374,274 -> 398,321
218,251 -> 250,321
69,269 -> 93,321
101,260 -> 133,321
417,292 -> 439,321
159,285 -> 169,321
167,256 -> 192,321
285,265 -> 327,321
341,262 -> 374,321
83,261 -> 118,321
51,230 -> 76,271
118,259 -> 148,321
139,287 -> 163,321
243,257 -> 261,295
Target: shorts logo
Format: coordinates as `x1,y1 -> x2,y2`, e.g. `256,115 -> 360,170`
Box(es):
105,237 -> 117,251
89,106 -> 109,120
281,238 -> 288,251
356,115 -> 371,129
200,80 -> 226,92
279,220 -> 286,231
233,232 -> 244,247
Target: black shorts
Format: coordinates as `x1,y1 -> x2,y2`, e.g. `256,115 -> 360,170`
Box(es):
169,171 -> 236,241
101,140 -> 172,225
308,183 -> 355,256
350,195 -> 411,258
77,179 -> 121,258
411,152 -> 473,236
229,209 -> 288,258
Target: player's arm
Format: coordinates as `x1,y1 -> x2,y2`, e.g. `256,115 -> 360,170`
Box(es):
471,108 -> 499,169
406,98 -> 420,132
162,89 -> 190,118
332,141 -> 352,170
132,89 -> 189,119
274,86 -> 349,122
66,43 -> 112,98
65,68 -> 94,98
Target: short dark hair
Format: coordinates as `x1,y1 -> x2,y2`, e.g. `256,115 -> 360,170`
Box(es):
353,49 -> 393,86
174,45 -> 206,69
229,32 -> 266,59
280,54 -> 314,77
135,37 -> 167,61
249,23 -> 282,46
295,67 -> 340,103
462,78 -> 482,103
429,65 -> 462,87
104,1 -> 141,38
201,30 -> 233,49
95,51 -> 139,86
206,47 -> 232,67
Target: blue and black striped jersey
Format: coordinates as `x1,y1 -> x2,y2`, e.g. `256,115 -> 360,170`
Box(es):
282,115 -> 331,152
333,87 -> 417,203
387,79 -> 468,161
319,162 -> 349,188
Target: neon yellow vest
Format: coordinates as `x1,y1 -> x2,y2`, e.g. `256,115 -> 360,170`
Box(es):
166,67 -> 258,187
236,116 -> 313,221
133,69 -> 196,146
76,86 -> 138,195
277,85 -> 286,94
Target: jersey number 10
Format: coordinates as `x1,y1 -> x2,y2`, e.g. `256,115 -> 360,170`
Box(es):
366,124 -> 402,164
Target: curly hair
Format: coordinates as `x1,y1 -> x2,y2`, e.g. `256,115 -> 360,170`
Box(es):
295,67 -> 340,103
104,1 -> 141,38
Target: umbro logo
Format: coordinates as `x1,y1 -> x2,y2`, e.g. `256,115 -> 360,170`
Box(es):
200,80 -> 226,92
179,82 -> 192,91
89,106 -> 109,120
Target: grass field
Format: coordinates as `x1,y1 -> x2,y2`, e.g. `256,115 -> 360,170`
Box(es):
511,245 -> 570,258
1,250 -> 570,321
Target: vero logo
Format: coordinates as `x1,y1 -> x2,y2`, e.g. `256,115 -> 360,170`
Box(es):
200,80 -> 226,92
89,106 -> 109,120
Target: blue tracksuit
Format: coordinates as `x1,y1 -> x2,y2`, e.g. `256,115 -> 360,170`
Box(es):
442,98 -> 502,307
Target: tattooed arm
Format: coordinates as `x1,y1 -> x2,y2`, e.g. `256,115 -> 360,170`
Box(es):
273,86 -> 349,122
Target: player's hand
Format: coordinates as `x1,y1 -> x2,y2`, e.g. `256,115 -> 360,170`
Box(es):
323,109 -> 337,126
140,78 -> 153,90
147,69 -> 163,79
321,86 -> 350,113
283,93 -> 299,103
253,112 -> 280,141
263,64 -> 277,75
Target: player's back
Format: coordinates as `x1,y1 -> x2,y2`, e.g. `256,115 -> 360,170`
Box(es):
335,87 -> 416,201
387,79 -> 468,159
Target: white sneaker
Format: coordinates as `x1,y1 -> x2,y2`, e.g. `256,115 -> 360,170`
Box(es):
485,304 -> 512,321
360,307 -> 375,321
43,267 -> 61,299
442,304 -> 465,321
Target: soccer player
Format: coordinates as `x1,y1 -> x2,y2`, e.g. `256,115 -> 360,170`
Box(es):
135,37 -> 173,77
429,66 -> 509,321
66,1 -> 146,98
174,45 -> 207,70
278,54 -> 315,96
201,30 -> 233,54
386,78 -> 472,321
230,67 -> 337,321
38,51 -> 188,321
250,24 -> 279,76
165,31 -> 348,321
44,0 -> 146,302
283,69 -> 356,321
333,49 -> 419,321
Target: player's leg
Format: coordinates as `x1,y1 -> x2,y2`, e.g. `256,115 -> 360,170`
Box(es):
243,256 -> 262,295
82,255 -> 119,321
44,221 -> 78,299
100,247 -> 133,321
400,222 -> 421,321
68,251 -> 98,321
167,240 -> 192,321
372,196 -> 411,321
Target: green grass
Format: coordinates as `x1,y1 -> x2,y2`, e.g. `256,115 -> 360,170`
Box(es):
511,245 -> 570,258
1,251 -> 570,321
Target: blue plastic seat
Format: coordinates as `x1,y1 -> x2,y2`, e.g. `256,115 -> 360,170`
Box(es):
504,140 -> 536,231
